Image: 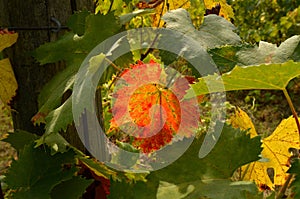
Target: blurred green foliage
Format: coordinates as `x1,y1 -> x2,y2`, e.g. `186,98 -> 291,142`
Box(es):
229,0 -> 300,44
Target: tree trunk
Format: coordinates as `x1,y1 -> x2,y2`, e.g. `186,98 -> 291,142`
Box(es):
0,0 -> 93,149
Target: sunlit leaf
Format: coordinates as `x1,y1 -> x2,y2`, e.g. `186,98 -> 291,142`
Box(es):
237,35 -> 300,65
0,59 -> 18,104
209,36 -> 300,73
243,116 -> 299,188
110,60 -> 199,153
231,110 -> 300,190
163,8 -> 241,49
229,107 -> 258,138
186,61 -> 300,98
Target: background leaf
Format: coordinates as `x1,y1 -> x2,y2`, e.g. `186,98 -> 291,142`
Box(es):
5,144 -> 77,199
288,158 -> 300,198
50,176 -> 93,199
0,32 -> 18,52
2,130 -> 39,153
0,59 -> 18,104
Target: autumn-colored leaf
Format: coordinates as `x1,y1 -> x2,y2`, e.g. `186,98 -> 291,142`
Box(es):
0,31 -> 18,51
110,60 -> 199,153
229,107 -> 257,138
152,0 -> 191,27
0,58 -> 18,104
204,0 -> 234,21
230,109 -> 300,190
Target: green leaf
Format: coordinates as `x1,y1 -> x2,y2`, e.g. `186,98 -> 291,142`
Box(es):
32,60 -> 79,125
5,144 -> 77,199
2,130 -> 39,153
236,35 -> 300,65
35,132 -> 69,154
157,180 -> 257,199
153,123 -> 261,183
108,174 -> 159,199
45,97 -> 73,135
186,61 -> 300,98
67,10 -> 90,36
51,176 -> 93,199
33,12 -> 122,133
120,9 -> 154,25
208,44 -> 253,73
288,158 -> 300,198
162,8 -> 241,49
108,123 -> 261,199
208,35 -> 300,74
35,98 -> 72,153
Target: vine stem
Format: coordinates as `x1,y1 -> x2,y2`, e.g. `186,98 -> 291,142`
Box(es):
276,174 -> 293,199
283,88 -> 300,138
279,88 -> 299,198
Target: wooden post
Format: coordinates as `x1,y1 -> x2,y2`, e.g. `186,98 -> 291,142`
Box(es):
0,0 -> 93,151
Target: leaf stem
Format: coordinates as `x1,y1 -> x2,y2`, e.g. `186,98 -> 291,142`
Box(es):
104,57 -> 122,72
283,88 -> 300,138
276,174 -> 293,199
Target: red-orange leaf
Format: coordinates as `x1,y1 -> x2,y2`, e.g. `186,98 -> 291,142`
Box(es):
110,60 -> 200,153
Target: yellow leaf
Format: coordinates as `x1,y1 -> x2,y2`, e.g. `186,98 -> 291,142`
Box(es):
240,116 -> 300,190
0,33 -> 18,52
204,0 -> 234,21
0,59 -> 18,104
230,107 -> 258,138
152,0 -> 191,27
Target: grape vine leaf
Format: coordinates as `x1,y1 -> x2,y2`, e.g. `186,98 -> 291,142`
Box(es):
288,158 -> 300,198
2,130 -> 39,153
5,144 -> 78,199
186,61 -> 300,98
120,9 -> 154,25
241,116 -> 300,189
0,58 -> 18,105
229,107 -> 257,138
108,174 -> 159,199
0,32 -> 18,105
109,123 -> 261,198
50,176 -> 93,199
209,35 -> 300,72
236,35 -> 300,65
110,60 -> 199,153
162,8 -> 241,49
66,10 -> 90,36
32,12 -> 123,150
230,108 -> 300,189
157,180 -> 257,199
208,44 -> 253,73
